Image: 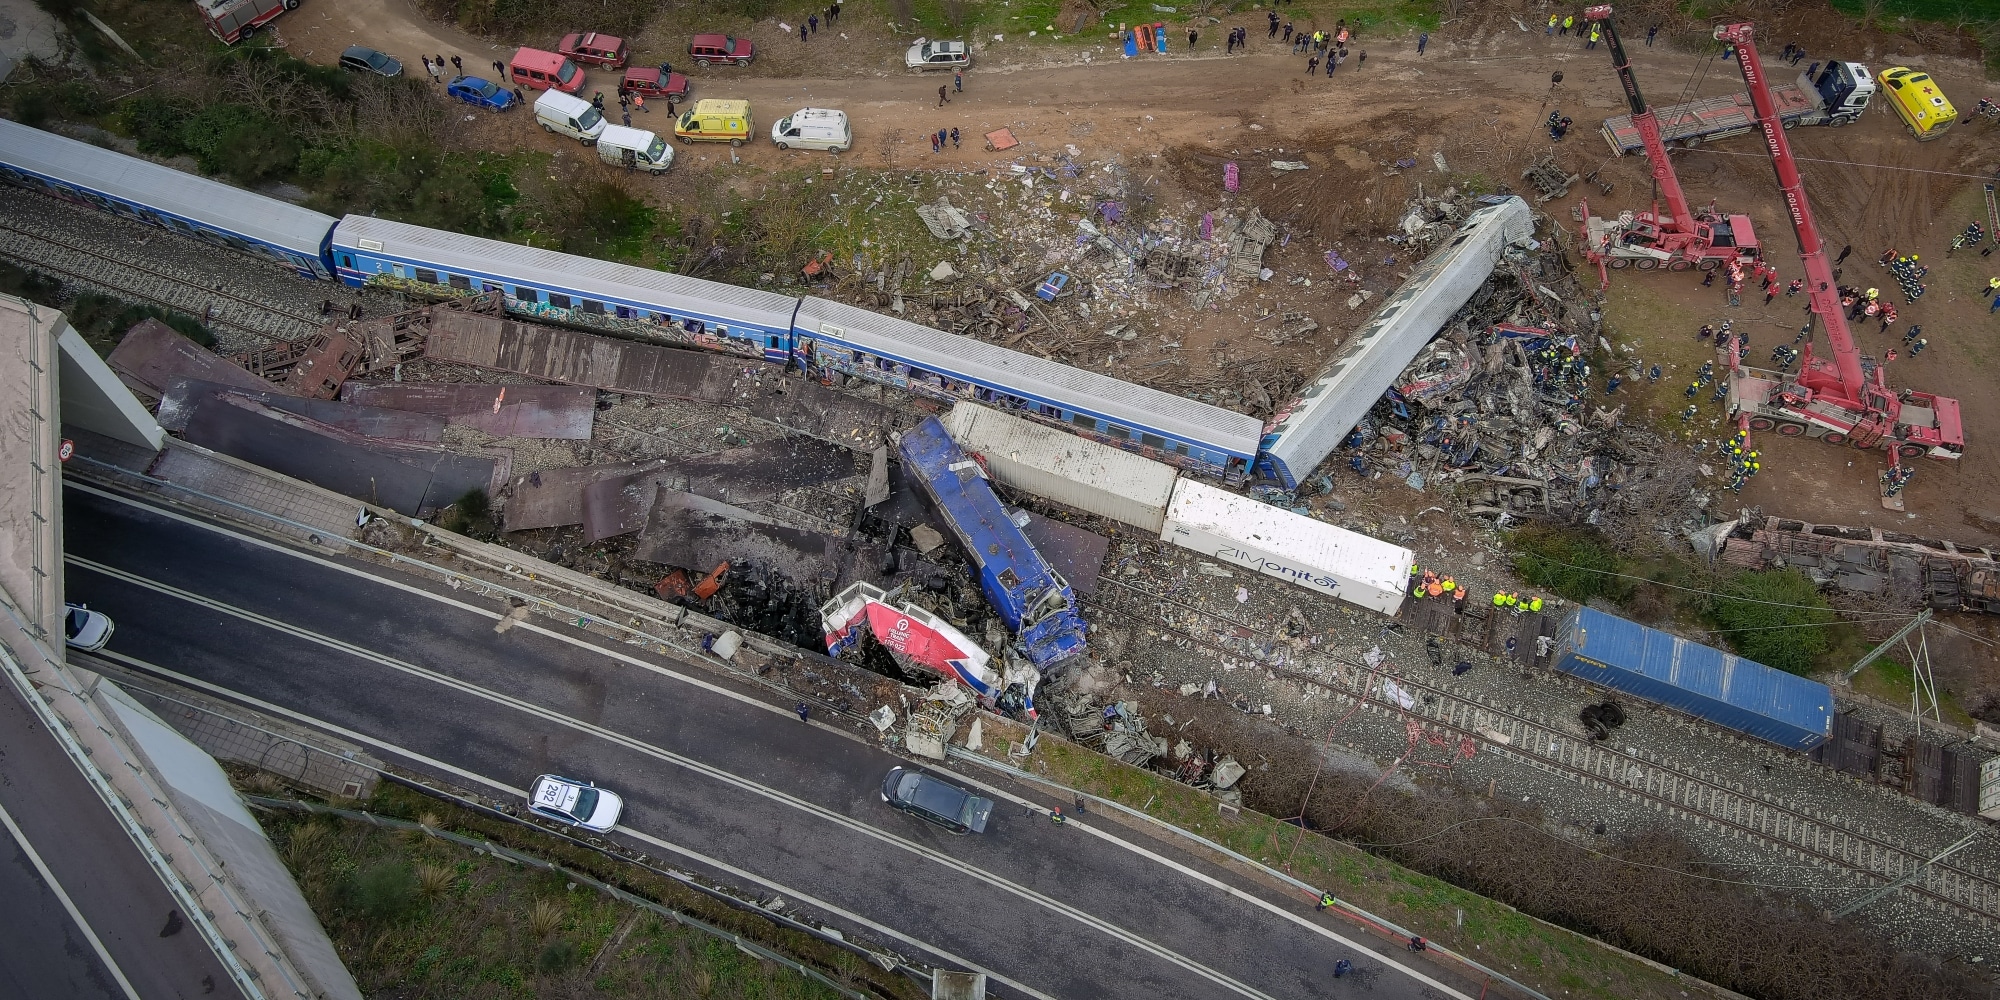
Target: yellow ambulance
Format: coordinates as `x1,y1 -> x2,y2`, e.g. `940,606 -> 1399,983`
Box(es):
674,99 -> 753,147
1876,67 -> 1956,140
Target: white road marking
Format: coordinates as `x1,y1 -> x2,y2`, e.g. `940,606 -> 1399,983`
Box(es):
91,649 -> 1052,1000
0,797 -> 145,1000
78,565 -> 1273,1000
72,482 -> 1477,998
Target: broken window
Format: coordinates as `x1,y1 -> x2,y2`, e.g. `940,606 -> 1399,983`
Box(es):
448,274 -> 472,290
414,268 -> 439,284
581,299 -> 605,314
548,293 -> 572,308
515,287 -> 540,302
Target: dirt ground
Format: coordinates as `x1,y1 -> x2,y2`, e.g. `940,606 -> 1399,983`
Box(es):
276,0 -> 2000,540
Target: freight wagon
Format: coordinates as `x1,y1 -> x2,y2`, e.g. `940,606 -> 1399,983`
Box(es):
942,402 -> 1180,532
1160,479 -> 1413,615
1551,607 -> 1833,752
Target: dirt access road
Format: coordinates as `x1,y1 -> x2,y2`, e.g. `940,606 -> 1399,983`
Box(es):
283,0 -> 2000,541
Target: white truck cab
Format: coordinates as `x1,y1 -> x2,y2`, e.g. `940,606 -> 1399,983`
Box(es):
770,108 -> 851,151
534,89 -> 606,145
597,124 -> 674,173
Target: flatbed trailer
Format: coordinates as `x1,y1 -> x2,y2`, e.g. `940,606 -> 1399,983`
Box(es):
1600,62 -> 1874,155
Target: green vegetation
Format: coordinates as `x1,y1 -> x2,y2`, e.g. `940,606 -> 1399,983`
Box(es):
1704,568 -> 1840,675
899,0 -> 1438,40
67,293 -> 215,351
437,489 -> 497,539
1507,525 -> 1636,605
258,780 -> 915,1000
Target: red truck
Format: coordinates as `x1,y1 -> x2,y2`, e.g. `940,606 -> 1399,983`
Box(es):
557,32 -> 629,69
197,0 -> 295,45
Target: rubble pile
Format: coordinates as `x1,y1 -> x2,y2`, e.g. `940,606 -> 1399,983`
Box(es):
1340,244 -> 1705,533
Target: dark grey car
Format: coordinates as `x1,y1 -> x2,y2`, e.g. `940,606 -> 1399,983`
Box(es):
881,766 -> 994,835
339,46 -> 403,78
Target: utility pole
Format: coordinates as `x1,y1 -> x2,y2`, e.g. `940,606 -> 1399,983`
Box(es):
1837,610 -> 1930,685
1831,832 -> 1979,919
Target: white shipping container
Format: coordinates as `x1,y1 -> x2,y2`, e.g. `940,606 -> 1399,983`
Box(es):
942,402 -> 1178,532
1160,479 -> 1413,615
1982,755 -> 2000,822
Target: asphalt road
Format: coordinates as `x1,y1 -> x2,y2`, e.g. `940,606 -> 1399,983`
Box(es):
0,662 -> 243,1000
64,480 -> 1484,1000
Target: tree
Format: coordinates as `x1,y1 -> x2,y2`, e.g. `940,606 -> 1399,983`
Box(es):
1709,569 -> 1837,675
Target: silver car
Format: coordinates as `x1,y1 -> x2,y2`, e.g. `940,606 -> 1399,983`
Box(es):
905,39 -> 970,72
64,603 -> 113,652
527,774 -> 624,832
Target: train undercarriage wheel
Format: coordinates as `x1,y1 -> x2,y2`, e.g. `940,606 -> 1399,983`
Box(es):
1775,421 -> 1807,437
1609,258 -> 1631,269
1898,444 -> 1927,459
1748,416 -> 1776,431
1697,258 -> 1721,271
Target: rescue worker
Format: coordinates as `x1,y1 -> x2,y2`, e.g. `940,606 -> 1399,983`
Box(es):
1441,577 -> 1457,596
1493,591 -> 1508,609
1317,891 -> 1336,911
1529,595 -> 1544,613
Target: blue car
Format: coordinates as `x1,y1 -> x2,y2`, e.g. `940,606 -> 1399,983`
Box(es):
446,76 -> 514,110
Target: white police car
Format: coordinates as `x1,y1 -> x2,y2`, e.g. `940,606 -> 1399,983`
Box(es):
64,603 -> 114,652
527,774 -> 624,832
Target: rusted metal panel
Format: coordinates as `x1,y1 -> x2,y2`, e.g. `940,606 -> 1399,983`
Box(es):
158,378 -> 446,442
342,383 -> 596,439
632,487 -> 884,586
423,311 -> 894,450
502,460 -> 664,532
178,394 -> 497,517
577,439 -> 858,542
107,318 -> 280,397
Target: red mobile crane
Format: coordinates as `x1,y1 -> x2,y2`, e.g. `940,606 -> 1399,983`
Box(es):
1713,21 -> 1963,478
1575,6 -> 1761,288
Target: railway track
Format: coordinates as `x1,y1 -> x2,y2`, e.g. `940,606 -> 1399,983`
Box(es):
0,219 -> 324,342
1084,578 -> 2000,929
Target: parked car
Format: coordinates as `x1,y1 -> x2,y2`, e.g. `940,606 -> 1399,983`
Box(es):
445,76 -> 514,110
621,66 -> 692,104
880,766 -> 993,835
527,774 -> 623,832
688,33 -> 755,68
534,89 -> 606,145
63,603 -> 113,652
338,45 -> 403,78
557,31 -> 628,69
906,39 -> 969,71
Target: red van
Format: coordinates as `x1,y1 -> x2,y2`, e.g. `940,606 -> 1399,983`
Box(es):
557,32 -> 628,69
509,47 -> 585,94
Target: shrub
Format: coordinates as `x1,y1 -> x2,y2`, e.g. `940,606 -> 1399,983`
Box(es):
346,861 -> 419,922
65,294 -> 212,352
1709,569 -> 1838,675
1507,525 -> 1634,605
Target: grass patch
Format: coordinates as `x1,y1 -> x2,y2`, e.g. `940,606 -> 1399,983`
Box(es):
258,779 -> 919,1000
1850,657 -> 1981,729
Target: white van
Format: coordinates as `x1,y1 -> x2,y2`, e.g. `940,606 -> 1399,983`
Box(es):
534,89 -> 606,145
770,108 -> 851,152
597,124 -> 674,174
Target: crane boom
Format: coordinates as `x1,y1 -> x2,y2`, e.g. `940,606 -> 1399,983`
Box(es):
1712,22 -> 1866,401
1586,6 -> 1696,234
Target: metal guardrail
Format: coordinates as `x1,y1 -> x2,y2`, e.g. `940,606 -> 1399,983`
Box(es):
243,796 -> 894,1000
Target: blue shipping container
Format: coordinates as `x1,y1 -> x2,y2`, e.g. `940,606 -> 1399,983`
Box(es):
1554,608 -> 1832,752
